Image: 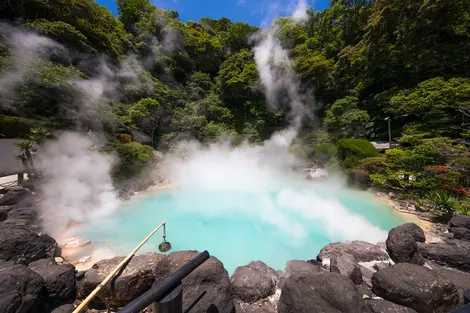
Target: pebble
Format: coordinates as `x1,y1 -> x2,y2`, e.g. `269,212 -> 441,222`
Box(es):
55,257 -> 64,263
79,256 -> 91,263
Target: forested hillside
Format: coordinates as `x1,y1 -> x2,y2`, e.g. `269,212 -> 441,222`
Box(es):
1,0 -> 470,211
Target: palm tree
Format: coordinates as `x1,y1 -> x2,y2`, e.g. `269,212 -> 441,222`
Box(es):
28,127 -> 50,145
15,140 -> 35,177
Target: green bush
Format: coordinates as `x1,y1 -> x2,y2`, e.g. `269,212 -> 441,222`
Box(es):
337,139 -> 378,168
103,142 -> 159,184
0,115 -> 61,138
348,169 -> 371,189
315,143 -> 337,165
359,156 -> 387,173
449,158 -> 470,186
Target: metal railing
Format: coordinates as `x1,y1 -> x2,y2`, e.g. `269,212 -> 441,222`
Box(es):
118,250 -> 210,313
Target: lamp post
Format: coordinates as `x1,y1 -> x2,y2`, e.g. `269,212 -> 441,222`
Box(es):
384,117 -> 392,149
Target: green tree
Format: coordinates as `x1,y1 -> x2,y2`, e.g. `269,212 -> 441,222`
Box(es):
324,96 -> 370,138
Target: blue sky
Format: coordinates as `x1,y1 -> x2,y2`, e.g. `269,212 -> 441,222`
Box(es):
96,0 -> 330,26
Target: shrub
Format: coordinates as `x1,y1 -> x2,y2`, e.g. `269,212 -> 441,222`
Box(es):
118,134 -> 132,143
103,142 -> 158,184
348,168 -> 371,188
424,165 -> 450,174
337,139 -> 378,168
359,156 -> 387,173
426,190 -> 457,222
0,115 -> 61,138
315,143 -> 337,165
455,200 -> 470,216
449,157 -> 470,186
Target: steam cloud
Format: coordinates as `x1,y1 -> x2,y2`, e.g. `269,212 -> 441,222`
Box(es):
37,132 -> 120,236
163,138 -> 388,244
253,0 -> 312,127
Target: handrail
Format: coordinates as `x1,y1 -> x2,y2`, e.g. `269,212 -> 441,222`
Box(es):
73,221 -> 167,313
117,250 -> 210,313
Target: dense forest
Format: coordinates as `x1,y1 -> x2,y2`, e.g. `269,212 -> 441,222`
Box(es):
1,0 -> 470,215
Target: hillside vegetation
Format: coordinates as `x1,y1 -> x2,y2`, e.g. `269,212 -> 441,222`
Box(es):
1,0 -> 470,213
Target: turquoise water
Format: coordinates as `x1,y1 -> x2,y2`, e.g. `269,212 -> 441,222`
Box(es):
72,183 -> 406,274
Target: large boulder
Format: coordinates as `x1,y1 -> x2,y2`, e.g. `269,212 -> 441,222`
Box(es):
0,187 -> 33,207
0,261 -> 45,313
450,214 -> 470,229
51,304 -> 75,313
330,253 -> 363,285
28,259 -> 76,304
386,224 -> 425,265
235,301 -> 275,313
278,272 -> 371,313
159,251 -> 234,313
366,299 -> 418,313
418,240 -> 470,272
3,206 -> 39,229
428,261 -> 470,306
231,261 -> 278,303
396,223 -> 426,242
277,260 -> 326,289
449,215 -> 470,241
317,241 -> 389,263
371,263 -> 459,313
0,225 -> 60,265
77,252 -> 167,307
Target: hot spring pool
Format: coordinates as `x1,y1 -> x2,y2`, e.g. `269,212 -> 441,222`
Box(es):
71,183 -> 407,274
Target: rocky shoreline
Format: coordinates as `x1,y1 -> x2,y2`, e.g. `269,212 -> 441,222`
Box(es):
1,186 -> 470,313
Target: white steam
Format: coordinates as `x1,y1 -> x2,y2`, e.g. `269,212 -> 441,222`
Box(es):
37,132 -> 119,236
252,2 -> 312,124
291,0 -> 309,23
0,23 -> 65,105
162,135 -> 388,244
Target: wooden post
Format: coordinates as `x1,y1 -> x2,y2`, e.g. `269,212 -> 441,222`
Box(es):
17,172 -> 24,184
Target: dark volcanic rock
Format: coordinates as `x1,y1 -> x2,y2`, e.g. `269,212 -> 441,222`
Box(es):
231,261 -> 278,303
285,260 -> 326,275
4,206 -> 39,228
449,215 -> 470,241
278,272 -> 371,313
51,304 -> 75,313
371,263 -> 459,313
317,241 -> 389,262
418,239 -> 470,272
0,225 -> 60,265
450,227 -> 470,241
396,223 -> 426,242
78,252 -> 167,307
28,259 -> 76,304
386,224 -> 425,265
373,262 -> 391,271
366,299 -> 418,313
235,301 -> 275,313
277,260 -> 326,289
0,187 -> 33,207
0,261 -> 45,313
450,214 -> 470,229
161,251 -> 234,313
330,253 -> 363,285
428,261 -> 470,306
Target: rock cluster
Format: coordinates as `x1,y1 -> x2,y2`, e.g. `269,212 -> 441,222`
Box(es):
2,186 -> 470,313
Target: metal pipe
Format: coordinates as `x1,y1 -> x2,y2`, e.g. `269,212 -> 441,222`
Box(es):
117,250 -> 210,313
73,221 -> 167,313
